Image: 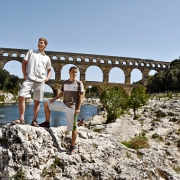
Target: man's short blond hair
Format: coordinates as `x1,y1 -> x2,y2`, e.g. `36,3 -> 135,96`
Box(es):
39,38 -> 48,45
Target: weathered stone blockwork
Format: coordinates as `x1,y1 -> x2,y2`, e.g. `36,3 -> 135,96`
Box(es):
0,48 -> 170,95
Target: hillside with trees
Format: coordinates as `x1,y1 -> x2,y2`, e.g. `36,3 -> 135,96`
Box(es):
0,68 -> 19,95
147,57 -> 180,93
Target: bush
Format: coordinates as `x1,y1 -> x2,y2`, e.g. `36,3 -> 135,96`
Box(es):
0,95 -> 4,102
121,134 -> 149,150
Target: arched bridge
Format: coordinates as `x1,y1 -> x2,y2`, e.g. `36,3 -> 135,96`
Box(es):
0,48 -> 170,95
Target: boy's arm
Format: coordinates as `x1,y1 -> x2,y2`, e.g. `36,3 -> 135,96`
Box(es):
22,60 -> 28,79
50,91 -> 64,103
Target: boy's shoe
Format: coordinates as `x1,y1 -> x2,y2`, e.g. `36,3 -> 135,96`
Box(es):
39,121 -> 50,128
66,146 -> 75,155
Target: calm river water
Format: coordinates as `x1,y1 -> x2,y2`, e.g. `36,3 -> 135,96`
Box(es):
0,101 -> 98,127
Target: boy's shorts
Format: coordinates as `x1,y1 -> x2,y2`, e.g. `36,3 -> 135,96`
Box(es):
19,78 -> 44,101
47,100 -> 75,131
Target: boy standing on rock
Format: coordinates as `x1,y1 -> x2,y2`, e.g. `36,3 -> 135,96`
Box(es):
12,38 -> 52,126
39,66 -> 84,155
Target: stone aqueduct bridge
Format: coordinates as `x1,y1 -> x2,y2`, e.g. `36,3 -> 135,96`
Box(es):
0,48 -> 170,95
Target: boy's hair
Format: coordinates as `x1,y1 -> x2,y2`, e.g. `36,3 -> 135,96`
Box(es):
39,38 -> 48,45
69,66 -> 78,72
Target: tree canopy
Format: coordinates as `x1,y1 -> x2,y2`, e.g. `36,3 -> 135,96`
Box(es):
0,68 -> 19,94
100,86 -> 129,123
147,57 -> 180,93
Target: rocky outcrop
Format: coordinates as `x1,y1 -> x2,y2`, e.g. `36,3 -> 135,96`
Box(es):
1,97 -> 180,179
0,91 -> 17,103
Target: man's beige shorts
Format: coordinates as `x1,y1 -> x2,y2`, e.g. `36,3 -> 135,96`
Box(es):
19,78 -> 44,101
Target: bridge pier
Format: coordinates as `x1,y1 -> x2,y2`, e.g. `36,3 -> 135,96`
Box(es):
53,89 -> 60,97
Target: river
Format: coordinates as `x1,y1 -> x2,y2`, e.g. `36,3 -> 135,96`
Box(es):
0,101 -> 98,127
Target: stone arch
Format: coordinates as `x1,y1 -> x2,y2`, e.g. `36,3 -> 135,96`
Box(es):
109,67 -> 125,83
108,60 -> 112,64
131,68 -> 142,84
148,70 -> 157,76
146,63 -> 150,67
69,57 -> 73,61
85,58 -> 89,62
11,53 -> 17,57
86,65 -> 103,82
152,63 -> 155,67
3,60 -> 22,78
100,59 -> 104,64
52,56 -> 57,60
3,53 -> 8,56
115,60 -> 119,64
44,84 -> 53,93
60,56 -> 65,60
123,61 -> 126,65
135,62 -> 139,66
93,59 -> 97,63
77,57 -> 81,62
20,54 -> 25,58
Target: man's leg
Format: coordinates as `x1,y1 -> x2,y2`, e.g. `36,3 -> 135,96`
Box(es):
18,96 -> 26,120
31,100 -> 40,126
39,101 -> 52,128
33,100 -> 40,121
44,101 -> 51,122
31,81 -> 44,126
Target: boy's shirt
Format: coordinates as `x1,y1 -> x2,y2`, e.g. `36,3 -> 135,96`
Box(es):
61,79 -> 84,109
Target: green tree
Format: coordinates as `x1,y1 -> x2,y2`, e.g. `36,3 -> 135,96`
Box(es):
0,69 -> 10,90
147,57 -> 180,93
128,86 -> 149,119
0,68 -> 19,95
99,86 -> 128,123
85,86 -> 99,98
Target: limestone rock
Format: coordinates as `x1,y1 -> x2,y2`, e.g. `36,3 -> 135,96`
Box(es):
1,97 -> 180,179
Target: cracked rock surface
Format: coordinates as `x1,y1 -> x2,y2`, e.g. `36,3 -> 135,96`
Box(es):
1,97 -> 180,179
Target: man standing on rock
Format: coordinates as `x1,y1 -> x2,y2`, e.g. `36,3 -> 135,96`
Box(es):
39,66 -> 84,155
12,38 -> 52,126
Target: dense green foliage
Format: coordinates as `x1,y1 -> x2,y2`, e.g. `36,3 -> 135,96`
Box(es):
85,86 -> 99,98
0,68 -> 19,95
147,58 -> 180,92
128,86 -> 149,119
100,86 -> 129,123
44,92 -> 53,98
100,86 -> 149,123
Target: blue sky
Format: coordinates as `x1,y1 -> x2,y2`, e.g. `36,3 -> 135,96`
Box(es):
1,1 -> 180,92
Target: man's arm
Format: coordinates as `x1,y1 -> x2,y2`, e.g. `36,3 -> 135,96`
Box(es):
22,60 -> 28,79
45,69 -> 52,82
75,92 -> 84,114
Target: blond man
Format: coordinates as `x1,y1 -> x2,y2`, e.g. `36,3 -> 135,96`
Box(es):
12,38 -> 52,126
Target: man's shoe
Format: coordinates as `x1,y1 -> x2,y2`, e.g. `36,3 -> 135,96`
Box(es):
39,121 -> 50,128
66,146 -> 75,155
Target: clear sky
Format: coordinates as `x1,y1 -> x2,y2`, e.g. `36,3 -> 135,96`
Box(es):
1,1 -> 180,92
